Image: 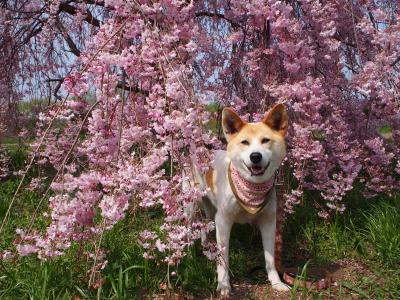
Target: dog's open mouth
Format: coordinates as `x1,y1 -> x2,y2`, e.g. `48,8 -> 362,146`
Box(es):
245,162 -> 270,176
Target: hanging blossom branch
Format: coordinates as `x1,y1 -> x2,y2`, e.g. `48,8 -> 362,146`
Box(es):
0,17 -> 129,236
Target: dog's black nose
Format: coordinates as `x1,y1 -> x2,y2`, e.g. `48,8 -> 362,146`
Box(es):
250,152 -> 262,164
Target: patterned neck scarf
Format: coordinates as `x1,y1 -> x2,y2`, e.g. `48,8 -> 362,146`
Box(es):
229,163 -> 274,213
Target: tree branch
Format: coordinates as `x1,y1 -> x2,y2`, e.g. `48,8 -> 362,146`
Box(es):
46,78 -> 64,101
59,3 -> 101,27
82,0 -> 105,6
390,56 -> 400,67
195,11 -> 241,29
116,81 -> 149,96
47,78 -> 148,96
56,19 -> 81,57
17,21 -> 44,48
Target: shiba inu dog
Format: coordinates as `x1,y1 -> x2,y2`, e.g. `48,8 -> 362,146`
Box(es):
192,104 -> 290,296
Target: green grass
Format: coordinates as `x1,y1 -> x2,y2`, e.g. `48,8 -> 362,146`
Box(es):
1,137 -> 22,154
18,98 -> 50,113
378,124 -> 392,134
205,102 -> 220,113
362,202 -> 400,267
282,189 -> 400,299
1,149 -> 400,299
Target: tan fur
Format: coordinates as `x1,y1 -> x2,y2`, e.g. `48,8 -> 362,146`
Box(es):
227,122 -> 286,153
223,104 -> 288,145
205,169 -> 214,192
263,103 -> 288,136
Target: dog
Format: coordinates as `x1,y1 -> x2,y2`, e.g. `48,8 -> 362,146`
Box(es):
191,104 -> 290,296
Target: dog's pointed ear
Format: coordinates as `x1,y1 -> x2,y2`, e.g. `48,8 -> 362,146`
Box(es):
263,104 -> 288,136
222,108 -> 245,141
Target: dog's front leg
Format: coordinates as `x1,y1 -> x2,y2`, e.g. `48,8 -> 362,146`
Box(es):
215,212 -> 233,297
258,212 -> 290,292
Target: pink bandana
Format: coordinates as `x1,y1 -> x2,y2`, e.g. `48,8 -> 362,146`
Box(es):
230,164 -> 274,208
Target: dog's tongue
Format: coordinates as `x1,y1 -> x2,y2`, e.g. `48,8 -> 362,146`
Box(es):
250,166 -> 264,175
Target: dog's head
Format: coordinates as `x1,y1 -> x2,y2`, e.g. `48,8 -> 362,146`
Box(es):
222,104 -> 288,183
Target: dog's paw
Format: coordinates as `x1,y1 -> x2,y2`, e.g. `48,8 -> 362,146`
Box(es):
271,282 -> 291,292
217,282 -> 231,297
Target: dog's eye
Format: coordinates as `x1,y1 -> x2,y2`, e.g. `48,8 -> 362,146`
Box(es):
261,138 -> 270,144
241,140 -> 249,145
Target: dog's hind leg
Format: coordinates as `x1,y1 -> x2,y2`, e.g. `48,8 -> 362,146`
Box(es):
199,196 -> 216,220
182,167 -> 196,221
198,196 -> 216,243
